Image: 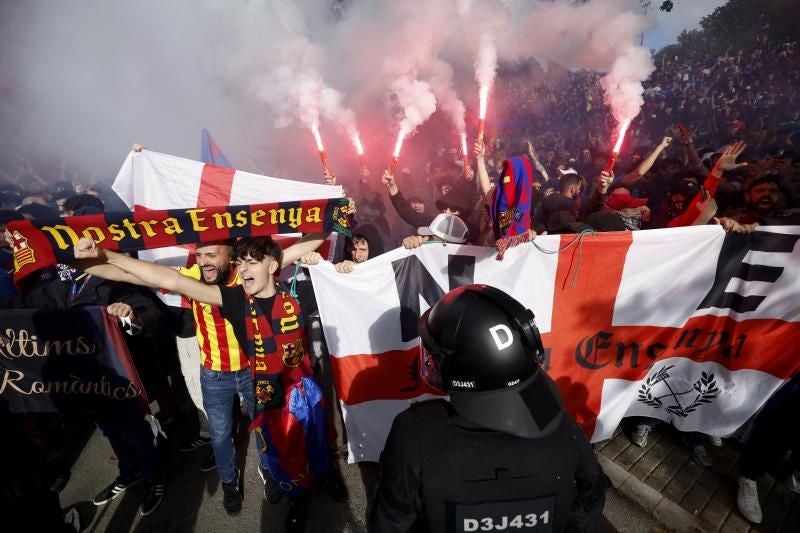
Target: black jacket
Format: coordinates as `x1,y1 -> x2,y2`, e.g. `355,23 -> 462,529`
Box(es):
370,400 -> 606,533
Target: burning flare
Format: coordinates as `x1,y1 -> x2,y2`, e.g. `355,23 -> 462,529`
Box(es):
461,132 -> 470,176
389,127 -> 407,174
613,120 -> 631,154
353,134 -> 364,156
311,124 -> 324,152
311,124 -> 330,172
479,86 -> 489,120
477,85 -> 489,143
604,120 -> 631,174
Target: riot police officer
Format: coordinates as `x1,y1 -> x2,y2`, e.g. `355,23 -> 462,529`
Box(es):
369,284 -> 606,532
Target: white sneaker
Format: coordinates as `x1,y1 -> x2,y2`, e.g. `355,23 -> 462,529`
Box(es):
737,476 -> 763,524
784,470 -> 800,495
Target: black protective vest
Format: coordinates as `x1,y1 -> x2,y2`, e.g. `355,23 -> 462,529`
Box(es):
370,400 -> 605,533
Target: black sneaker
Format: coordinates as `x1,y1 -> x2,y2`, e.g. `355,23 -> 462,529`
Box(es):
258,463 -> 282,504
139,478 -> 166,517
285,496 -> 308,533
323,468 -> 349,503
93,474 -> 143,505
200,451 -> 217,472
179,435 -> 211,453
222,469 -> 243,516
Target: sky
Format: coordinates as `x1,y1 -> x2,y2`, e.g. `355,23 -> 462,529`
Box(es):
644,0 -> 728,50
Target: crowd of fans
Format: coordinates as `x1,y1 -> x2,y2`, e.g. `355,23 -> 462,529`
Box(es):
347,32 -> 799,250
1,30 -> 799,532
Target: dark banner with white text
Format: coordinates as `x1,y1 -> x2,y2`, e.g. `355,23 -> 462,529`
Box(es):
0,307 -> 150,415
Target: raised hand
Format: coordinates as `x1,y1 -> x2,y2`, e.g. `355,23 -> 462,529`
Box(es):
473,140 -> 486,160
597,171 -> 613,195
716,141 -> 748,172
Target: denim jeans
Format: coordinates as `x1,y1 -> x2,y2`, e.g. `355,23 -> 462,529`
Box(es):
200,366 -> 255,484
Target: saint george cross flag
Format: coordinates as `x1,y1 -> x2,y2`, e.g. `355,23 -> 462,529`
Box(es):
112,149 -> 343,305
310,225 -> 800,462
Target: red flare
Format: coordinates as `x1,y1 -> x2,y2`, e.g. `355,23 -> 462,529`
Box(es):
479,86 -> 489,120
613,120 -> 631,154
353,134 -> 364,156
311,125 -> 330,173
393,128 -> 406,158
604,120 -> 631,174
387,128 -> 407,175
311,124 -> 324,152
461,133 -> 470,176
477,86 -> 489,144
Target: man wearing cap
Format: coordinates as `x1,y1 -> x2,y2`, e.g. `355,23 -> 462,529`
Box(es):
370,285 -> 606,532
401,213 -> 470,249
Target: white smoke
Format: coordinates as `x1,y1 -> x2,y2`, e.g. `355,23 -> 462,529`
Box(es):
427,58 -> 466,135
0,0 -> 656,180
474,32 -> 498,93
601,46 -> 656,124
391,77 -> 438,134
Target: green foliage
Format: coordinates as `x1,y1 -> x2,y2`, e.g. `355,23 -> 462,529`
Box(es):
656,0 -> 800,56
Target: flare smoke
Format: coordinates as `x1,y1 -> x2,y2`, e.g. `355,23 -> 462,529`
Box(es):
1,0 -> 655,178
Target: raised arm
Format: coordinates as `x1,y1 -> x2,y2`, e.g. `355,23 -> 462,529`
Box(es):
525,140 -> 550,183
622,136 -> 672,185
474,140 -> 492,195
74,259 -> 159,288
677,124 -> 705,173
281,232 -> 329,267
74,238 -> 222,306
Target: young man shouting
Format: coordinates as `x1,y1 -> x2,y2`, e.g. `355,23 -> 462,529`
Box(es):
74,233 -> 342,533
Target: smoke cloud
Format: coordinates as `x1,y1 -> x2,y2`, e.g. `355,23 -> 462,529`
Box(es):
0,0 -> 654,183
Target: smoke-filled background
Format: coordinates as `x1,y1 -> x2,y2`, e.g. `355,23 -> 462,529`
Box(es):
0,0 -> 661,184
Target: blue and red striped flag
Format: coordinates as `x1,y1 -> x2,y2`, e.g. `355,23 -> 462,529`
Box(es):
201,128 -> 233,168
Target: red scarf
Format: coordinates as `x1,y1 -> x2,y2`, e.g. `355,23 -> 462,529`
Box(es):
243,287 -> 313,428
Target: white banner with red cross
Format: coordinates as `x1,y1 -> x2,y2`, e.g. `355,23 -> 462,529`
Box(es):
112,149 -> 343,305
310,225 -> 800,463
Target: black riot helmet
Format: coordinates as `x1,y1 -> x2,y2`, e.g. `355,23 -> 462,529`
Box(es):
418,284 -> 563,439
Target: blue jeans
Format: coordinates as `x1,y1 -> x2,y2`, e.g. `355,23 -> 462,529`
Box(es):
200,366 -> 255,484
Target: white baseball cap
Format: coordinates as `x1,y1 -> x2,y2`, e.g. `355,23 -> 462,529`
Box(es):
418,213 -> 469,244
